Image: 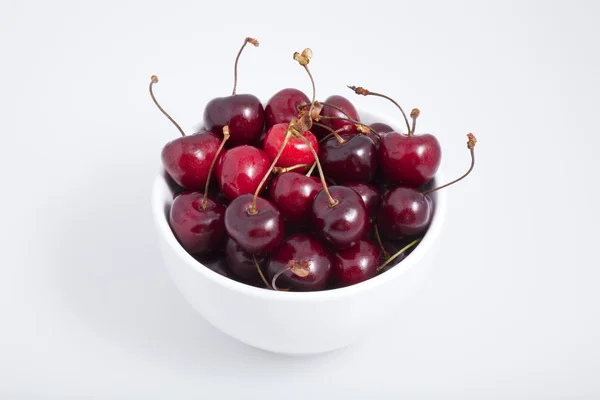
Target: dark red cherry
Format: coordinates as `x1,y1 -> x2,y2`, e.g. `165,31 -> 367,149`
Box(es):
203,95 -> 265,147
217,145 -> 271,200
377,237 -> 419,273
161,131 -> 221,190
225,194 -> 284,254
195,253 -> 231,278
321,95 -> 360,133
319,134 -> 377,184
264,88 -> 310,128
311,186 -> 369,249
269,172 -> 322,224
263,123 -> 318,171
378,187 -> 432,239
368,122 -> 394,149
266,233 -> 332,291
344,183 -> 381,219
169,191 -> 226,255
332,240 -> 380,287
225,237 -> 266,285
379,132 -> 442,188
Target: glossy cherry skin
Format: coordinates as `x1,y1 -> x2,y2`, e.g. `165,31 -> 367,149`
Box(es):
203,94 -> 265,147
332,240 -> 380,287
225,237 -> 266,285
264,88 -> 309,128
344,183 -> 381,220
368,122 -> 394,149
269,172 -> 322,225
266,233 -> 332,291
169,191 -> 226,255
319,134 -> 377,184
378,187 -> 433,239
263,123 -> 318,171
217,145 -> 271,200
321,95 -> 360,133
379,132 -> 442,188
161,131 -> 221,190
195,253 -> 232,278
225,194 -> 284,254
311,186 -> 369,250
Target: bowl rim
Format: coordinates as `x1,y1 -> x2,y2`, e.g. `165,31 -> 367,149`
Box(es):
152,108 -> 447,302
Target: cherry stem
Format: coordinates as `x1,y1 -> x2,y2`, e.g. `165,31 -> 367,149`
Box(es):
347,85 -> 411,135
303,65 -> 317,124
252,255 -> 272,289
271,266 -> 291,292
317,116 -> 378,138
201,126 -> 230,209
374,225 -> 391,259
376,238 -> 421,272
149,75 -> 185,137
410,108 -> 420,135
248,130 -> 292,215
306,161 -> 317,176
423,133 -> 477,196
295,133 -> 338,207
273,163 -> 311,174
232,37 -> 259,96
298,101 -> 350,119
313,122 -> 349,144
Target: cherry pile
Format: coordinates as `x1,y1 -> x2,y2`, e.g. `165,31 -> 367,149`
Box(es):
151,38 -> 477,292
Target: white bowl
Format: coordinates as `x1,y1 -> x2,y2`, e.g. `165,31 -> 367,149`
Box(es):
152,109 -> 446,355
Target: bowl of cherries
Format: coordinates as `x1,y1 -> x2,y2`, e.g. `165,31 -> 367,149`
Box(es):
151,38 -> 477,355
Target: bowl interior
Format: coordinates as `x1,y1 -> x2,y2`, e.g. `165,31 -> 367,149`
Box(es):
152,107 -> 446,300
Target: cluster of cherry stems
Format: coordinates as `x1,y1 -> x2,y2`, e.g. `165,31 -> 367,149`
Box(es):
151,38 -> 477,292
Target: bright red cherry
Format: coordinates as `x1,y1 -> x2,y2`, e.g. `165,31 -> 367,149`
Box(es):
217,145 -> 271,200
264,88 -> 310,128
203,38 -> 265,147
269,172 -> 322,224
263,123 -> 318,171
225,194 -> 284,254
332,240 -> 380,287
266,233 -> 332,291
169,191 -> 226,255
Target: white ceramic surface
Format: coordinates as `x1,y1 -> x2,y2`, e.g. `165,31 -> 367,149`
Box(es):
152,110 -> 447,355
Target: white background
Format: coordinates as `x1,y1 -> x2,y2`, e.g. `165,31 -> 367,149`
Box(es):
1,0 -> 599,398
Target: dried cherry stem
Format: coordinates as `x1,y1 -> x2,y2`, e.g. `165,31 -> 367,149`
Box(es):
252,255 -> 272,289
410,108 -> 420,135
232,37 -> 259,96
149,75 -> 185,137
295,133 -> 339,207
201,126 -> 230,209
374,225 -> 391,259
271,266 -> 290,291
273,163 -> 311,174
376,238 -> 421,272
271,260 -> 310,291
306,161 -> 317,176
347,85 -> 411,136
314,123 -> 350,144
248,130 -> 293,215
423,133 -> 477,196
298,101 -> 350,119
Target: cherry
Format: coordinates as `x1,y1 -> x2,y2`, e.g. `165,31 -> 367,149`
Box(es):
225,237 -> 269,286
378,133 -> 477,239
368,122 -> 394,149
269,171 -> 322,224
344,183 -> 381,219
377,237 -> 420,273
265,88 -> 310,128
225,194 -> 284,254
320,95 -> 360,133
263,123 -> 318,171
332,240 -> 380,287
266,233 -> 332,291
203,38 -> 265,147
318,134 -> 377,184
312,186 -> 369,249
149,76 -> 221,190
217,145 -> 271,200
195,253 -> 232,278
